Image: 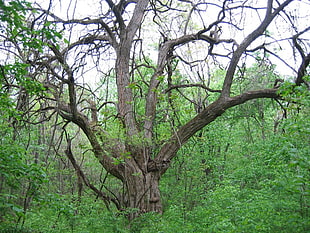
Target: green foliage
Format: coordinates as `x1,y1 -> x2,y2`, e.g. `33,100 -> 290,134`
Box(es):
142,75 -> 309,232
0,113 -> 48,221
1,82 -> 307,232
278,77 -> 310,106
25,195 -> 129,233
0,0 -> 53,226
0,0 -> 62,50
0,0 -> 64,100
0,130 -> 47,224
1,62 -> 45,95
0,0 -> 31,27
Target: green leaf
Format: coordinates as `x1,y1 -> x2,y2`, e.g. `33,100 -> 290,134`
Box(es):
156,75 -> 165,81
64,38 -> 70,44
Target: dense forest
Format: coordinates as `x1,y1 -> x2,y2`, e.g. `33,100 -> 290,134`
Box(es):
0,0 -> 309,232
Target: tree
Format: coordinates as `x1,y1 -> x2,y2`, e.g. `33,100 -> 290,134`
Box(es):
1,0 -> 309,219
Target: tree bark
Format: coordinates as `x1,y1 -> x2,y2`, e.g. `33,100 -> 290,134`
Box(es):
123,168 -> 162,220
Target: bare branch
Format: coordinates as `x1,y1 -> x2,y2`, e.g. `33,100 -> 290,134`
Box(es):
65,137 -> 121,210
164,83 -> 221,93
105,0 -> 125,30
293,26 -> 310,87
221,0 -> 294,97
56,18 -> 118,47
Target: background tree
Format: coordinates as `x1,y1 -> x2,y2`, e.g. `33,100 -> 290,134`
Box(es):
1,0 -> 309,220
0,0 -> 50,227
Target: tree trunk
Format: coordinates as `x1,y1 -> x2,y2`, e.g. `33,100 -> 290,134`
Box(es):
122,165 -> 162,220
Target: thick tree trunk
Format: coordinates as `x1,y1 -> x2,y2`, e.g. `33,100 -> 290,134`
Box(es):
123,168 -> 162,220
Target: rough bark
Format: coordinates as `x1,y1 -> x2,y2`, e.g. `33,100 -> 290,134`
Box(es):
123,169 -> 162,219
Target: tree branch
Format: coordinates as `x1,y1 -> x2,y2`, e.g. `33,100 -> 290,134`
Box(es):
144,32 -> 236,140
153,88 -> 279,173
53,18 -> 117,47
293,27 -> 310,87
295,52 -> 310,88
164,83 -> 221,93
62,34 -> 111,54
221,0 -> 294,97
105,0 -> 125,30
126,0 -> 149,40
65,138 -> 121,210
57,102 -> 124,180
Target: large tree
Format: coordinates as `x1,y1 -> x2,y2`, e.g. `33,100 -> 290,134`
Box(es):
1,0 -> 309,219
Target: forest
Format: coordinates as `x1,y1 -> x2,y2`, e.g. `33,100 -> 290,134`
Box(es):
0,0 -> 309,232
